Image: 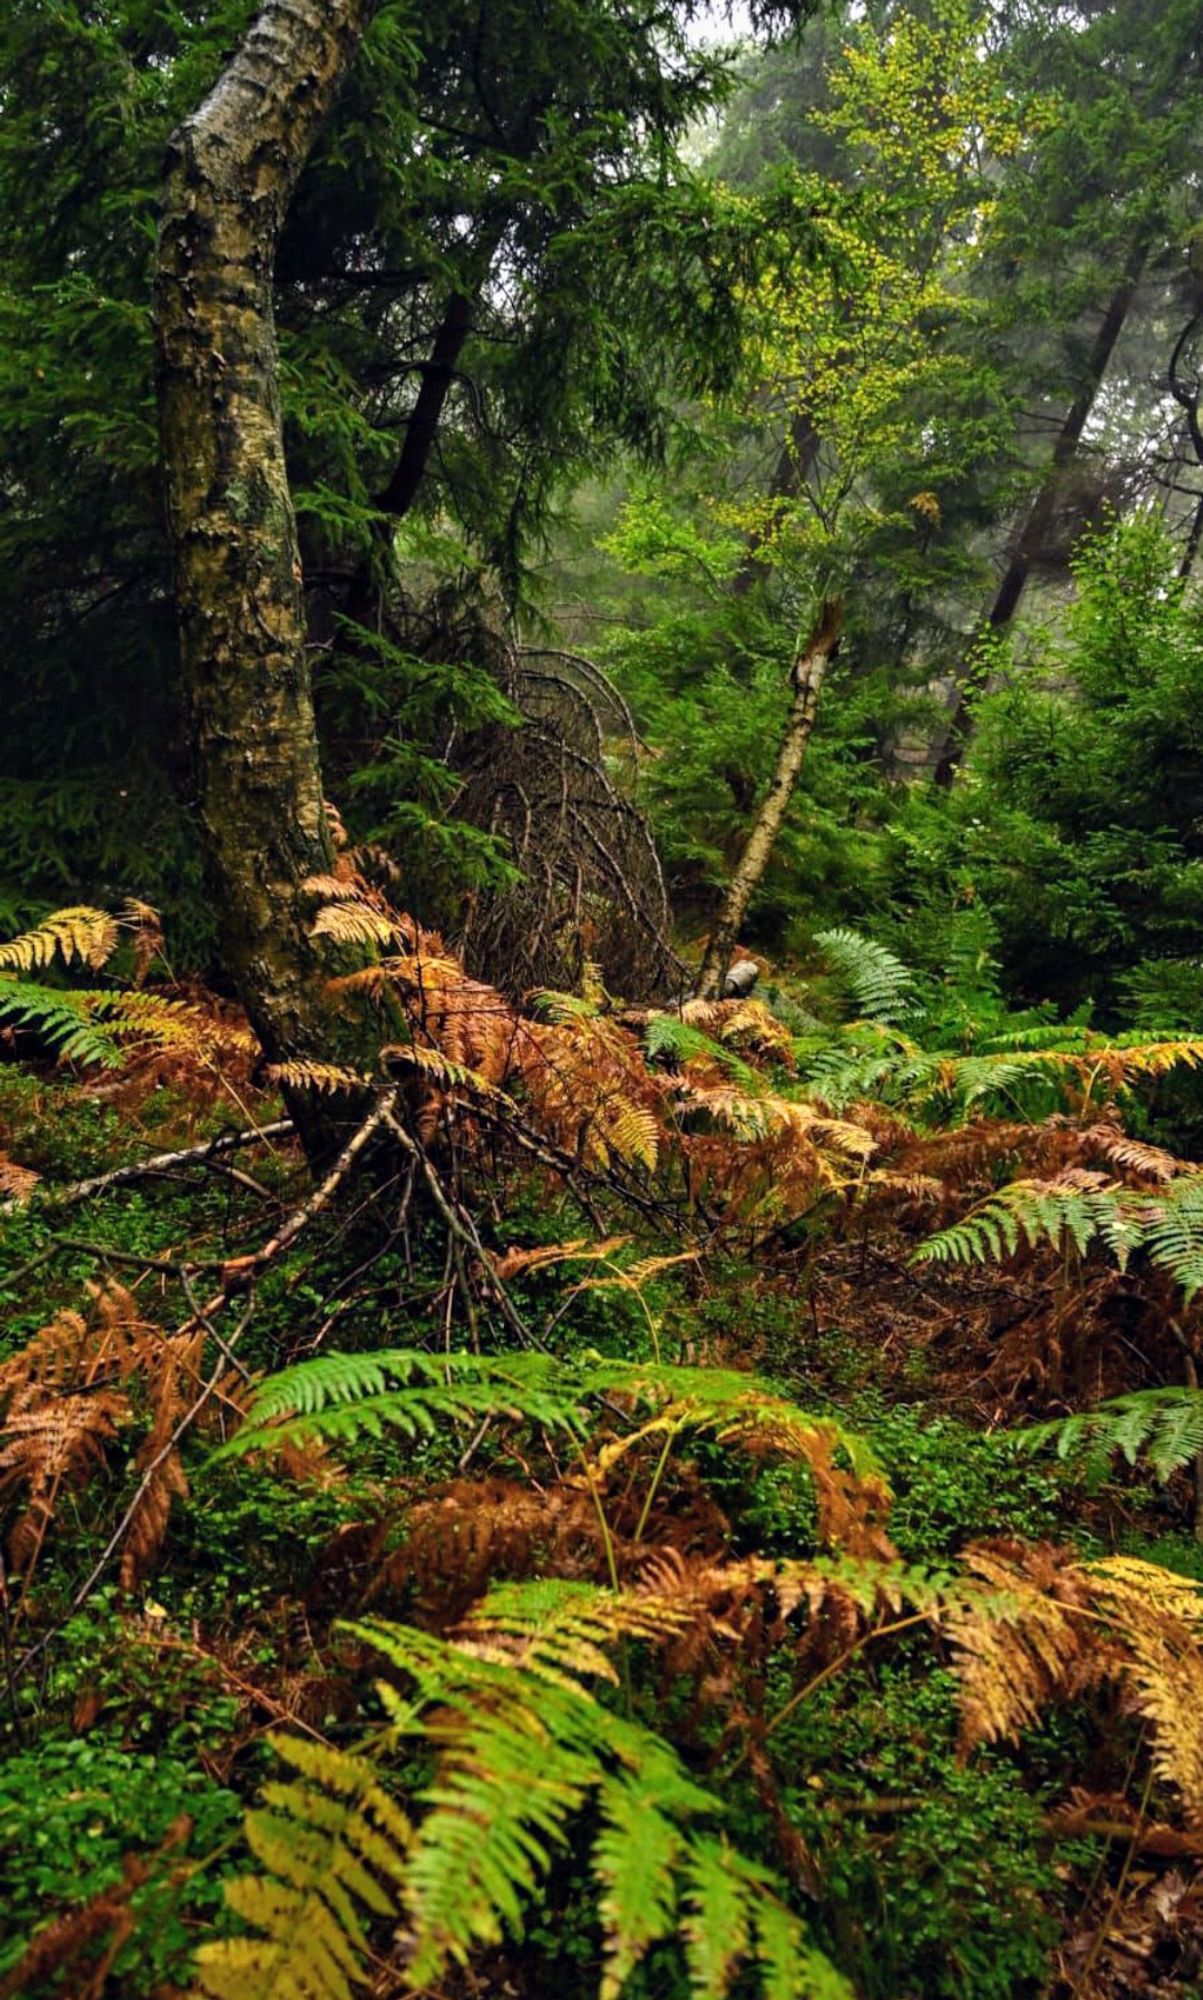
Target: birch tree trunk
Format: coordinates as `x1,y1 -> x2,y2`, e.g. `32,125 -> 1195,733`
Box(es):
154,0 -> 375,1079
695,597 -> 843,1000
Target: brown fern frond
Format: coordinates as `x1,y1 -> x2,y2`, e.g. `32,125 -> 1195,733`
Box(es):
369,1477 -> 609,1623
120,1442 -> 189,1592
1079,1123 -> 1189,1184
0,1818 -> 191,2000
491,1236 -> 634,1281
0,1154 -> 40,1199
2,1394 -> 127,1573
117,900 -> 165,984
0,1284 -> 192,1591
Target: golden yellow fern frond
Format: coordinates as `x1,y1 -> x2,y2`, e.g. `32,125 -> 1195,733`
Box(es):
947,1544 -> 1095,1750
490,1235 -> 634,1281
575,1248 -> 702,1296
380,1042 -> 515,1106
0,906 -> 119,973
453,1578 -> 691,1689
600,1098 -> 660,1172
676,1082 -> 873,1159
192,1735 -> 412,2000
267,1060 -> 372,1095
310,900 -> 402,950
1087,1556 -> 1203,1823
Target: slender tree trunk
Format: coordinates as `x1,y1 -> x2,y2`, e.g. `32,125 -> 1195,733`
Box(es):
154,0 -> 375,1084
1180,488 -> 1203,582
933,236 -> 1148,787
376,290 -> 476,519
341,248 -> 498,626
695,597 -> 843,1000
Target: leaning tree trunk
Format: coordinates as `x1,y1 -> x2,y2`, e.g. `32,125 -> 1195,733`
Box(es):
695,597 -> 843,1000
933,235 -> 1148,788
154,0 -> 375,1098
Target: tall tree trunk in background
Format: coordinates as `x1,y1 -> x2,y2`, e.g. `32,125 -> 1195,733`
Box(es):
154,0 -> 375,1098
933,236 -> 1149,787
730,409 -> 822,599
695,597 -> 843,1000
343,227 -> 504,626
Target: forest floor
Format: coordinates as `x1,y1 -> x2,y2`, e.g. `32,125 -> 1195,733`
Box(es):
3,994 -> 1203,2000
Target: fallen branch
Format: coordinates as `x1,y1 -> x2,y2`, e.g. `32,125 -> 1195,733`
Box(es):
0,1120 -> 294,1217
220,1089 -> 398,1286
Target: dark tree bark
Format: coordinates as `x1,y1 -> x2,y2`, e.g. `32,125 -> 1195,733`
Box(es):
1167,301 -> 1203,581
376,290 -> 476,519
933,235 -> 1149,786
695,597 -> 843,1000
154,0 -> 376,1088
730,409 -> 822,599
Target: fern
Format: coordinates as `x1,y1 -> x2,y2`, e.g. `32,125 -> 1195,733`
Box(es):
267,1059 -> 372,1094
914,1170 -> 1203,1300
221,1350 -> 881,1479
913,1176 -> 1138,1269
198,1580 -> 852,1999
220,1352 -> 890,1564
1139,1175 -> 1203,1300
212,1349 -> 591,1459
0,904 -> 118,972
814,928 -> 916,1025
192,1735 -> 412,1999
0,907 -> 246,1068
645,1011 -> 760,1088
1023,1388 -> 1203,1484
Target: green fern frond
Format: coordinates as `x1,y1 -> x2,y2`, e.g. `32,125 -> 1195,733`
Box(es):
223,1350 -> 883,1505
914,1171 -> 1203,1303
343,1588 -> 851,1998
1140,1178 -> 1203,1300
594,1770 -> 683,1995
814,929 -> 916,1025
212,1350 -> 590,1460
0,977 -> 230,1068
645,1013 -> 760,1088
1023,1388 -> 1203,1485
912,1177 -> 1138,1270
0,982 -> 128,1066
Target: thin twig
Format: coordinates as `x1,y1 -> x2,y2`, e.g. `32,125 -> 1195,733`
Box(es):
379,1108 -> 543,1349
